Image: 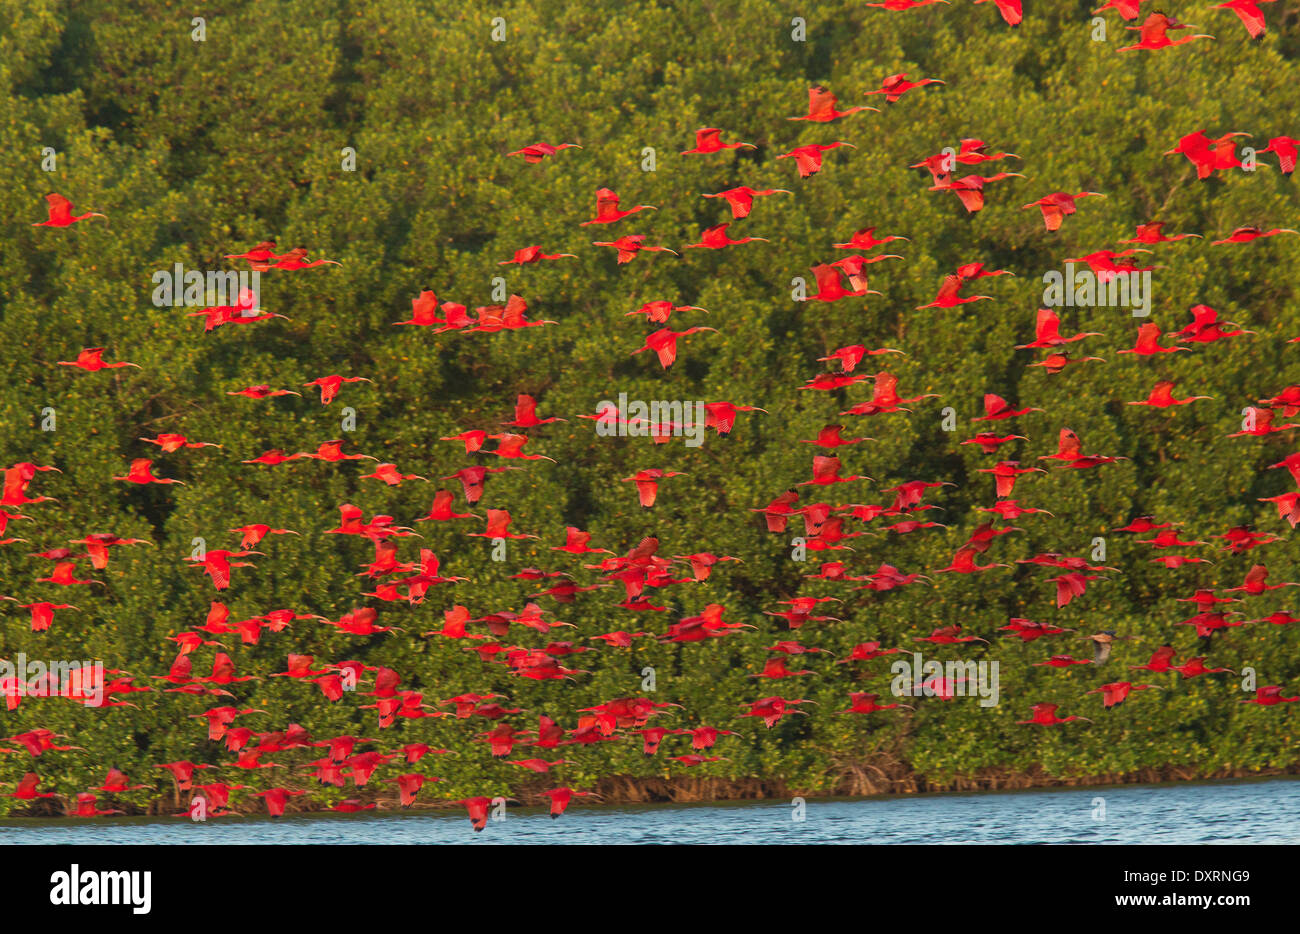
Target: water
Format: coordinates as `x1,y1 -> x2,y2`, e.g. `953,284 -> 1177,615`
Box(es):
3,778 -> 1296,844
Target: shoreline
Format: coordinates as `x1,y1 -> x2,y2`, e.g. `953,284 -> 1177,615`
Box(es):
3,767 -> 1297,822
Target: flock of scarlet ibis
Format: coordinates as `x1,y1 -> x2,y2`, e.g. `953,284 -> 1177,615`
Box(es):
4,4 -> 1300,833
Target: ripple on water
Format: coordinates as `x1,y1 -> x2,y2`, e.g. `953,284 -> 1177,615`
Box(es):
0,777 -> 1297,845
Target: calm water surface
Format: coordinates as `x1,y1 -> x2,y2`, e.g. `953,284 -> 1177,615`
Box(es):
2,778 -> 1295,844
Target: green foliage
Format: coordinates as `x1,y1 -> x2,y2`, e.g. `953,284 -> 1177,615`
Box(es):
0,0 -> 1297,817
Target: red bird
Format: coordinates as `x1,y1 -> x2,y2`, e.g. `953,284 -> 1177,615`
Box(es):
1118,13 -> 1214,50
681,128 -> 756,154
788,86 -> 877,122
1127,380 -> 1210,408
1210,226 -> 1298,245
1022,191 -> 1105,231
683,223 -> 769,249
1017,703 -> 1091,725
929,172 -> 1023,214
591,234 -> 677,264
777,142 -> 856,177
1117,322 -> 1190,356
630,327 -> 717,368
974,0 -> 1023,26
1121,221 -> 1201,244
864,73 -> 944,103
1087,682 -> 1162,709
113,458 -> 185,486
701,186 -> 791,219
1259,136 -> 1297,175
498,245 -> 577,264
538,786 -> 601,818
581,188 -> 656,226
507,142 -> 581,163
33,193 -> 106,227
1213,0 -> 1277,39
58,348 -> 141,371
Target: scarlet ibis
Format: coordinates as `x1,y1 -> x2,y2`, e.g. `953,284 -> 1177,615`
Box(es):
252,788 -> 306,817
621,469 -> 686,508
1028,351 -> 1104,374
978,498 -> 1050,518
777,142 -> 856,177
33,193 -> 105,227
469,508 -> 538,541
1093,0 -> 1147,18
1121,221 -> 1201,243
1213,0 -> 1276,39
384,773 -> 437,808
296,439 -> 379,462
1127,380 -> 1211,407
1225,564 -> 1299,595
806,263 -> 873,302
539,787 -> 601,818
13,602 -> 79,632
114,458 -> 184,486
227,384 -> 301,399
1259,136 -> 1297,175
1172,657 -> 1235,678
1228,407 -> 1299,437
1118,12 -> 1214,50
591,234 -> 677,263
1117,322 -> 1190,355
914,624 -> 989,644
683,223 -> 768,249
867,0 -> 951,9
498,245 -> 577,264
489,432 -> 556,462
789,86 -> 877,122
843,692 -> 914,714
1087,682 -> 1162,709
833,227 -> 910,252
865,73 -> 944,103
974,0 -> 1023,26
1022,191 -> 1105,231
801,424 -> 874,448
1210,226 -> 1298,245
93,768 -> 148,793
443,465 -> 520,503
249,246 -> 340,270
999,618 -> 1075,642
1033,655 -> 1092,667
581,188 -> 656,225
974,393 -> 1042,421
917,274 -> 993,309
929,172 -> 1023,214
507,142 -> 581,163
1015,308 -> 1102,349
139,433 -> 221,453
701,186 -> 790,219
630,326 -> 717,368
625,300 -> 709,324
5,773 -> 57,799
58,348 -> 140,371
303,374 -> 373,405
1017,703 -> 1091,725
1240,685 -> 1300,706
977,461 -> 1045,498
1165,130 -> 1250,179
1130,645 -> 1177,672
681,128 -> 756,154
740,696 -> 814,728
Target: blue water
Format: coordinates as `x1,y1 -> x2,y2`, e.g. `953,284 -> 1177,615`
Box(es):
3,778 -> 1296,844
